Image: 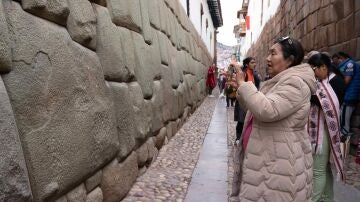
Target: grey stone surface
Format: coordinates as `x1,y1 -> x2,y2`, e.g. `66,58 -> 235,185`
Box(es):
107,0 -> 142,33
136,141 -> 149,167
3,3 -> 119,201
101,152 -> 139,202
151,81 -> 164,133
168,47 -> 183,89
67,184 -> 87,202
159,0 -> 169,35
157,31 -> 169,65
67,0 -> 97,50
160,65 -> 175,122
55,196 -> 68,202
105,82 -> 136,161
89,0 -> 107,6
118,27 -> 136,81
86,187 -> 103,202
155,127 -> 167,149
149,29 -> 162,80
139,0 -> 153,44
148,0 -> 161,29
95,5 -> 134,82
128,82 -> 151,144
0,0 -> 12,73
85,170 -> 102,193
22,0 -> 70,26
146,137 -> 156,163
132,31 -> 154,98
0,77 -> 32,202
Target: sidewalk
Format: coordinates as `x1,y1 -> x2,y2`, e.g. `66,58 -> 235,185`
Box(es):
184,98 -> 228,202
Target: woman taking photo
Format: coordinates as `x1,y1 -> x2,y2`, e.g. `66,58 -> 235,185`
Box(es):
232,36 -> 316,201
234,57 -> 260,141
307,53 -> 345,201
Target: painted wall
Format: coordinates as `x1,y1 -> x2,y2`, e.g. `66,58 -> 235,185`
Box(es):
179,0 -> 216,58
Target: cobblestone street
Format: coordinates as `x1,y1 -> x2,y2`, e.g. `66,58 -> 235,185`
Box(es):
123,96 -> 218,202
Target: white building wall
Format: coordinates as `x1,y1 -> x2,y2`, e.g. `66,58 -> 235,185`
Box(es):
240,0 -> 281,58
179,0 -> 216,58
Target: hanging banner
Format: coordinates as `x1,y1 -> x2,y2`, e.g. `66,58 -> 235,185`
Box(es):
245,16 -> 250,30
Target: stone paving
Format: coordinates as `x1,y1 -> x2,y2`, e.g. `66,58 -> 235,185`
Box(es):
344,155 -> 360,190
122,96 -> 218,202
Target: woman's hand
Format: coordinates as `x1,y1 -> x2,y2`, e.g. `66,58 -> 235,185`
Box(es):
235,68 -> 245,87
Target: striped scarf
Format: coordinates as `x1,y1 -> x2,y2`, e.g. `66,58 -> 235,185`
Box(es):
308,74 -> 345,181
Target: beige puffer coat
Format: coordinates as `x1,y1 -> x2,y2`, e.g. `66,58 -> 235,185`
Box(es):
235,64 -> 316,202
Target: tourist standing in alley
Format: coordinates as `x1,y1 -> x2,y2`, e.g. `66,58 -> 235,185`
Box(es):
206,63 -> 216,97
307,53 -> 345,202
333,52 -> 360,138
232,36 -> 316,201
234,57 -> 260,141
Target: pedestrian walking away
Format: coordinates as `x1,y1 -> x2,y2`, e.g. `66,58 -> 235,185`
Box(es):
206,63 -> 216,97
231,36 -> 316,202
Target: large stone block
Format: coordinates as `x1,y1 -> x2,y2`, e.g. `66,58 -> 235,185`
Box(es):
85,170 -> 102,193
105,82 -> 136,160
355,10 -> 360,37
136,141 -> 148,167
95,5 -> 134,82
90,0 -> 107,7
3,3 -> 119,201
148,30 -> 162,80
160,65 -> 174,122
67,0 -> 97,50
0,1 -> 12,73
139,0 -> 153,44
101,152 -> 138,202
118,27 -> 136,81
157,31 -> 169,65
107,0 -> 142,33
22,0 -> 70,26
148,0 -> 161,29
86,187 -> 103,202
151,81 -> 164,133
159,0 -> 169,35
0,77 -> 32,201
132,31 -> 154,98
127,82 -> 151,143
155,127 -> 167,149
343,0 -> 354,17
67,184 -> 87,202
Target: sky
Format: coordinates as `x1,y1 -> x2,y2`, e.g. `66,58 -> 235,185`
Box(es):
217,0 -> 243,46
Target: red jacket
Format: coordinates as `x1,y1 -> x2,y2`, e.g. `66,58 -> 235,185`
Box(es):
206,66 -> 216,89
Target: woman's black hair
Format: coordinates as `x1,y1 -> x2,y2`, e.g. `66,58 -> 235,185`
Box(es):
308,53 -> 343,77
276,36 -> 304,67
242,57 -> 254,69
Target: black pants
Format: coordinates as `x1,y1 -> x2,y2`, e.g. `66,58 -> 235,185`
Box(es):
208,88 -> 213,95
226,96 -> 235,107
236,121 -> 244,140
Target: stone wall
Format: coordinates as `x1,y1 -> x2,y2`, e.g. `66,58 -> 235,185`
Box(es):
245,0 -> 360,153
0,0 -> 213,201
246,0 -> 360,78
